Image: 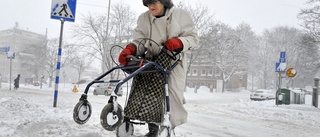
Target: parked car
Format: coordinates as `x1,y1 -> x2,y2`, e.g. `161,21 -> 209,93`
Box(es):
250,89 -> 276,101
33,81 -> 40,86
72,79 -> 87,85
93,83 -> 123,96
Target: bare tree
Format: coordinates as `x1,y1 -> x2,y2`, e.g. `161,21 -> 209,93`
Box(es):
69,51 -> 94,87
260,26 -> 319,88
200,22 -> 248,92
72,2 -> 136,77
43,38 -> 76,87
298,0 -> 320,41
72,13 -> 110,72
295,34 -> 320,86
297,1 -> 320,86
254,37 -> 275,89
175,1 -> 216,82
20,38 -> 47,82
234,22 -> 260,91
109,3 -> 136,44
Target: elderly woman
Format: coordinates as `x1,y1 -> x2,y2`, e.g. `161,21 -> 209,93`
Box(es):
118,0 -> 198,136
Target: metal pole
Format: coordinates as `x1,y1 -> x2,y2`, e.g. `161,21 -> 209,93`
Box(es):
102,0 -> 111,72
9,58 -> 12,90
276,72 -> 282,105
53,18 -> 65,107
0,79 -> 1,89
312,78 -> 319,108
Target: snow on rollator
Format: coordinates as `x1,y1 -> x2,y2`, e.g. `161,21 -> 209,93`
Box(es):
73,43 -> 180,137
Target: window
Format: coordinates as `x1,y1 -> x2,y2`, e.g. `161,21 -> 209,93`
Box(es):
208,69 -> 213,76
192,69 -> 198,76
201,69 -> 206,76
215,69 -> 221,76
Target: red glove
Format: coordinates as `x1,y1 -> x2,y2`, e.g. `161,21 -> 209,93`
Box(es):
118,44 -> 136,65
165,38 -> 183,52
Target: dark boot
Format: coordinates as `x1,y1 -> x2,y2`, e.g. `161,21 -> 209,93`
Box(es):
145,123 -> 159,137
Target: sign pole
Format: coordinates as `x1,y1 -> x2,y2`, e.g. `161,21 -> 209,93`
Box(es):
276,72 -> 280,105
51,0 -> 77,107
312,78 -> 319,108
9,58 -> 12,90
275,51 -> 286,105
53,18 -> 65,107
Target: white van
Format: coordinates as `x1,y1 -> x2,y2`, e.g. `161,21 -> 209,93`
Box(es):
250,89 -> 276,101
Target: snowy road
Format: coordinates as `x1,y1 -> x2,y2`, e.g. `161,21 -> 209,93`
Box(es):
180,90 -> 320,137
0,84 -> 320,137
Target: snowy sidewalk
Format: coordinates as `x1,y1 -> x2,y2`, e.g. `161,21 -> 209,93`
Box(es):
1,84 -> 320,137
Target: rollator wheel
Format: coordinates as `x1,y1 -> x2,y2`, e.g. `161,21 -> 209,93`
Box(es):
100,103 -> 124,131
73,100 -> 92,124
116,120 -> 134,137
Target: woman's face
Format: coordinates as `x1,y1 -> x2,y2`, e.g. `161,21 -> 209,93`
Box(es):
147,1 -> 165,16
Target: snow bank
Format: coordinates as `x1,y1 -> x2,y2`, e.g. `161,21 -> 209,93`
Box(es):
1,83 -> 320,137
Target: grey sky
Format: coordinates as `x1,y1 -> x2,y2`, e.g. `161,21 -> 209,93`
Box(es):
0,0 -> 306,39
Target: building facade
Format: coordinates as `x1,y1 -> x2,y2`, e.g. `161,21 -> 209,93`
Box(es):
186,59 -> 248,92
0,27 -> 47,83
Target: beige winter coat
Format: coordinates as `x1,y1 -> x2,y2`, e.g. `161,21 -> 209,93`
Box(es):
132,8 -> 199,127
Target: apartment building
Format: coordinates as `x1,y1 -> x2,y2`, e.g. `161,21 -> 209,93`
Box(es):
186,59 -> 248,92
0,27 -> 47,83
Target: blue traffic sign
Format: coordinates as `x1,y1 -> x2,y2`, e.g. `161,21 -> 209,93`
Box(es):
275,62 -> 286,72
279,51 -> 286,63
51,0 -> 77,22
276,51 -> 287,72
0,46 -> 10,53
279,58 -> 286,63
280,51 -> 286,59
7,52 -> 15,59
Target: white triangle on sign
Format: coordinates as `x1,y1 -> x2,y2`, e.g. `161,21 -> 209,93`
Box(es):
276,63 -> 286,71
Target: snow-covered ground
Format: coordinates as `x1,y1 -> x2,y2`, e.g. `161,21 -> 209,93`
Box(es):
1,83 -> 320,137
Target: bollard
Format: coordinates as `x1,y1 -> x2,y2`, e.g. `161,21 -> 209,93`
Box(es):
312,78 -> 319,108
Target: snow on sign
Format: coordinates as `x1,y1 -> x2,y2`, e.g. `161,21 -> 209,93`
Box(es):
51,0 -> 77,22
7,51 -> 15,59
276,62 -> 286,72
275,51 -> 286,72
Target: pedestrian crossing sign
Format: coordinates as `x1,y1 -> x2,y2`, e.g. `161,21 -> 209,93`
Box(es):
275,62 -> 286,72
51,0 -> 77,22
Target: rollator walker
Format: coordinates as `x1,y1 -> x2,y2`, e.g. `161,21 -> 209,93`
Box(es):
73,47 -> 180,137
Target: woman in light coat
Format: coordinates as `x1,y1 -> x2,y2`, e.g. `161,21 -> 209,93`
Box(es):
118,0 -> 198,136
